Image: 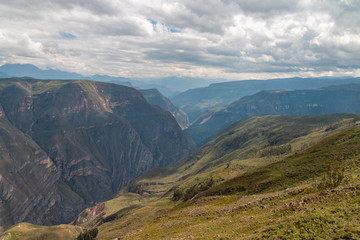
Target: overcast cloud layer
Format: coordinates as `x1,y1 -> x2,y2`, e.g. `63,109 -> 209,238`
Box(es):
0,0 -> 359,79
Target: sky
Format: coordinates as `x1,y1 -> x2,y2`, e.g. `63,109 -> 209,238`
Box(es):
0,0 -> 359,80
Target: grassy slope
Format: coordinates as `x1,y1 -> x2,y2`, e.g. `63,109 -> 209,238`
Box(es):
81,114 -> 360,239
2,114 -> 360,239
0,223 -> 83,240
98,115 -> 360,240
132,123 -> 360,240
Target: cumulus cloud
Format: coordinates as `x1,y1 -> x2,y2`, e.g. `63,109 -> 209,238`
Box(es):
0,0 -> 359,79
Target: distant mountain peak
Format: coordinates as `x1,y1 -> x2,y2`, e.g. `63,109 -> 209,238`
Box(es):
0,64 -> 131,87
0,63 -> 84,79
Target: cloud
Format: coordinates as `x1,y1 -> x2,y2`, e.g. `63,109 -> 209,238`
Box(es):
227,0 -> 299,14
0,0 -> 359,79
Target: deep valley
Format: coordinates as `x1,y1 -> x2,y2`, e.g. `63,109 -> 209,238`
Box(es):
1,76 -> 360,240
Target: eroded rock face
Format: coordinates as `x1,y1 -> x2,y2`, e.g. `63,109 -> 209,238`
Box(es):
140,88 -> 190,129
0,79 -> 195,231
0,116 -> 85,232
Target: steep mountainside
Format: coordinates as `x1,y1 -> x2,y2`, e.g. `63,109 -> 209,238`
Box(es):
7,114 -> 359,240
140,88 -> 190,129
187,83 -> 360,146
172,77 -> 360,121
0,116 -> 84,232
0,78 -> 195,232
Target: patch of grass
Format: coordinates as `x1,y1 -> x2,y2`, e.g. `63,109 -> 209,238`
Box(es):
204,125 -> 360,197
0,223 -> 83,240
257,144 -> 291,157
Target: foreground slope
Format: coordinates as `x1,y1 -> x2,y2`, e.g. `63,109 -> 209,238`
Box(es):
117,121 -> 360,239
187,83 -> 360,146
0,78 -> 195,231
14,114 -> 357,239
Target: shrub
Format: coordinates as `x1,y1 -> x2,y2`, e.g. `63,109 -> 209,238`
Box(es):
77,228 -> 98,240
182,176 -> 215,201
172,189 -> 183,201
257,144 -> 292,157
317,162 -> 345,189
184,185 -> 198,201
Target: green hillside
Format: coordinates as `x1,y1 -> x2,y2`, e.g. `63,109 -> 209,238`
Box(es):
91,114 -> 360,239
0,223 -> 83,240
120,122 -> 360,239
6,114 -> 358,239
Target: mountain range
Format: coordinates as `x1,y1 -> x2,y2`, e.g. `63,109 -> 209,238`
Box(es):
0,64 -> 132,86
0,64 -> 217,97
171,77 -> 360,121
186,83 -> 360,146
0,78 -> 195,232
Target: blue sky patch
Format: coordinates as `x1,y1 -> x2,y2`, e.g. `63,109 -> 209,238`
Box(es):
170,28 -> 180,33
148,18 -> 157,26
60,32 -> 76,39
147,18 -> 180,33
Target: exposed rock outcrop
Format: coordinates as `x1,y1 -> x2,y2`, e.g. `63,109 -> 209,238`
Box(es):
0,78 -> 195,231
140,88 -> 190,129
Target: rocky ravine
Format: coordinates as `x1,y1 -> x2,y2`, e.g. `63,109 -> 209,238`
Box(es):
0,78 -> 195,232
140,88 -> 190,129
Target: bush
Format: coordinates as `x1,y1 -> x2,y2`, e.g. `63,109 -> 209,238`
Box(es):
77,228 -> 98,240
184,185 -> 198,201
257,144 -> 292,157
199,176 -> 215,191
317,162 -> 344,189
180,177 -> 215,201
172,189 -> 183,201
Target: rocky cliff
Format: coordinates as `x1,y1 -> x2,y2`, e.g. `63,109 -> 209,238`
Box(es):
0,78 -> 195,231
140,88 -> 190,129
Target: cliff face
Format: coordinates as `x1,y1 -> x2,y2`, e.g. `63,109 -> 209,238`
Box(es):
140,88 -> 190,129
0,116 -> 84,232
0,79 -> 195,231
